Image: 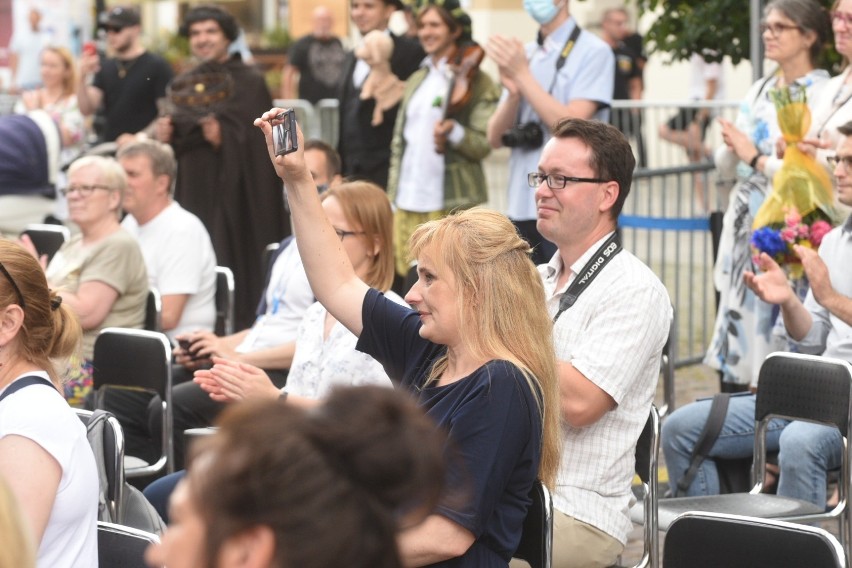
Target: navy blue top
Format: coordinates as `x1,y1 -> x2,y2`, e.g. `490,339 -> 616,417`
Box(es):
356,289 -> 542,567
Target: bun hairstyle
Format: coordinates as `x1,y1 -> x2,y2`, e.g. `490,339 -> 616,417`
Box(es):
0,240 -> 81,385
188,386 -> 447,568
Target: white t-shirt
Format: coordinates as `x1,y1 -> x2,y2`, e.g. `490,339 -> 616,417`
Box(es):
122,201 -> 217,340
283,291 -> 406,399
0,371 -> 99,568
236,239 -> 314,352
688,52 -> 725,101
9,28 -> 50,89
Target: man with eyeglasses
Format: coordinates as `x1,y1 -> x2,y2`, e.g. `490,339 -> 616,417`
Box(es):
528,118 -> 671,568
76,6 -> 172,145
486,0 -> 614,266
662,120 -> 852,512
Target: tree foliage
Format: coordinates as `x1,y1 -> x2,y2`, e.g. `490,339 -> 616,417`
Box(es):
629,0 -> 839,69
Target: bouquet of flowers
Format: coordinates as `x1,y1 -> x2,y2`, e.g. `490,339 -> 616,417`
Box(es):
751,84 -> 835,277
751,206 -> 832,279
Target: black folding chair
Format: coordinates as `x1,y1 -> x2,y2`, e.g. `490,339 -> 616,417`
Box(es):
512,480 -> 553,568
144,288 -> 162,333
214,266 -> 235,336
92,328 -> 174,478
74,408 -> 125,524
664,511 -> 846,568
98,521 -> 160,568
21,223 -> 70,262
656,352 -> 852,550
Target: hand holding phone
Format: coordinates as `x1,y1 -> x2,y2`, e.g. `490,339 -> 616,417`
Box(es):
270,109 -> 298,156
178,338 -> 199,360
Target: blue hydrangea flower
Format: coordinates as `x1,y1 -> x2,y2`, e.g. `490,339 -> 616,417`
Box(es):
751,227 -> 788,257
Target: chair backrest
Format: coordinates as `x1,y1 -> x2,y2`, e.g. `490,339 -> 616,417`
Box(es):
93,328 -> 172,398
21,223 -> 70,263
262,241 -> 281,279
214,266 -> 235,336
755,352 -> 852,434
659,309 -> 676,418
144,288 -> 162,333
663,511 -> 846,568
74,408 -> 125,524
631,406 -> 660,568
513,480 -> 553,568
92,328 -> 174,477
97,521 -> 160,568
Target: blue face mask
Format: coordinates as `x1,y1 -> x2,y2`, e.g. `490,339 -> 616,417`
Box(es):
523,0 -> 562,25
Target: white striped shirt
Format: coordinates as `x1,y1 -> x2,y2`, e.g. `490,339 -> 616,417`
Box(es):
540,234 -> 671,544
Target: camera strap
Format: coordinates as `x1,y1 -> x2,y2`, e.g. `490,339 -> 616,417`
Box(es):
553,232 -> 622,323
547,24 -> 582,94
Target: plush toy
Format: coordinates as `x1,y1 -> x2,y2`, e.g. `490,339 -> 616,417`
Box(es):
355,30 -> 405,126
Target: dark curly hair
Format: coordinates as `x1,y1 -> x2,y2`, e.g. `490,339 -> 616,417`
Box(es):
180,5 -> 239,42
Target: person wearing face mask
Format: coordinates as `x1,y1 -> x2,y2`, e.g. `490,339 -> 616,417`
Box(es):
486,0 -> 614,266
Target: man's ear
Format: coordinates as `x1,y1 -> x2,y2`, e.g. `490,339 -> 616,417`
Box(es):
599,180 -> 619,213
217,525 -> 276,568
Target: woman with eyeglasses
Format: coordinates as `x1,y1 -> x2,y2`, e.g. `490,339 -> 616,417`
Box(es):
21,155 -> 148,407
794,0 -> 852,213
0,240 -> 99,568
140,180 -> 404,484
705,0 -> 831,390
252,112 -> 560,567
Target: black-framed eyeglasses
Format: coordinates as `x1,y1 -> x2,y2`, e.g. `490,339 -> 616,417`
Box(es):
759,22 -> 802,37
527,172 -> 609,190
104,25 -> 125,33
0,261 -> 26,310
59,184 -> 112,197
827,155 -> 852,171
333,228 -> 366,241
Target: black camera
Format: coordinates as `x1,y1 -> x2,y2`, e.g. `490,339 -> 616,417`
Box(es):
501,121 -> 544,150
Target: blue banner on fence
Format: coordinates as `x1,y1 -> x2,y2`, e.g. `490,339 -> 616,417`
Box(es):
619,215 -> 710,231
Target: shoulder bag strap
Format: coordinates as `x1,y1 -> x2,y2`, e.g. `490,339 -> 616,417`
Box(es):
673,392 -> 731,497
0,375 -> 56,403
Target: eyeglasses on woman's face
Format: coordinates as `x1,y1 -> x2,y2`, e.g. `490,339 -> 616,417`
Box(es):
59,184 -> 112,198
760,21 -> 802,37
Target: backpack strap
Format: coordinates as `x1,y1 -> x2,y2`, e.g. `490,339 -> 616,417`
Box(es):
673,392 -> 731,497
0,375 -> 56,403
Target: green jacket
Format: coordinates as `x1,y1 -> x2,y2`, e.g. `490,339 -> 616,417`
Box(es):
387,65 -> 500,211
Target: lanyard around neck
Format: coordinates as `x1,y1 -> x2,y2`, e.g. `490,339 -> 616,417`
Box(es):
552,232 -> 622,323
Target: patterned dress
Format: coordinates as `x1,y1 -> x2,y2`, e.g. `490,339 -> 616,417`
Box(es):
705,69 -> 829,387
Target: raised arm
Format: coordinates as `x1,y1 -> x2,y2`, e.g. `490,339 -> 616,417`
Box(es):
254,111 -> 368,336
76,51 -> 104,117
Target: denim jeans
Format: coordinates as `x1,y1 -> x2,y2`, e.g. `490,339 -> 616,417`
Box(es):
662,393 -> 842,507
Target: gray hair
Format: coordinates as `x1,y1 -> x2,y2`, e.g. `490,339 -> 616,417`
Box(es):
117,139 -> 178,195
765,0 -> 830,65
68,155 -> 127,219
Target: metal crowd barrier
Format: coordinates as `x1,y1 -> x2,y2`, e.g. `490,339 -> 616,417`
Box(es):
268,97 -> 741,371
